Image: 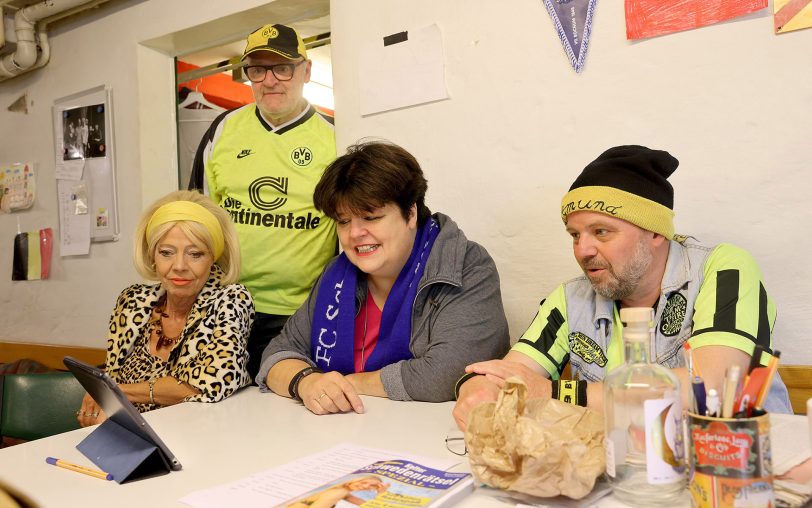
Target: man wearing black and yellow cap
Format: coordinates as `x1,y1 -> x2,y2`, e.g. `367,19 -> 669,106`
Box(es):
453,145 -> 791,429
189,24 -> 337,381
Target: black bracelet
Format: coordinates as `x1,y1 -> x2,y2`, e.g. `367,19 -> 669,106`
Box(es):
551,379 -> 587,407
454,372 -> 483,400
288,366 -> 322,401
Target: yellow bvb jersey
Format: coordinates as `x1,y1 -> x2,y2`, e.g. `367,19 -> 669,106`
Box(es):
195,104 -> 337,315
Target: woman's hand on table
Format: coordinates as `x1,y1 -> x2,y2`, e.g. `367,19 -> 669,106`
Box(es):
76,392 -> 108,427
298,371 -> 365,415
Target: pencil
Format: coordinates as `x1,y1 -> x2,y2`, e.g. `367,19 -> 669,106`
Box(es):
45,457 -> 113,481
721,365 -> 740,418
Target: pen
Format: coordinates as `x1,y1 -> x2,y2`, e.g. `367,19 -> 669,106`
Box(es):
755,351 -> 781,408
45,457 -> 113,481
692,376 -> 707,416
721,365 -> 741,418
736,361 -> 772,417
744,346 -> 766,380
734,346 -> 766,416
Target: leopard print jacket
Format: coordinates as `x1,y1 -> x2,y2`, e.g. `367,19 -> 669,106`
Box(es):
106,264 -> 254,411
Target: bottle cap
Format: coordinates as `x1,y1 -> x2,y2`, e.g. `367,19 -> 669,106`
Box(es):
619,307 -> 654,326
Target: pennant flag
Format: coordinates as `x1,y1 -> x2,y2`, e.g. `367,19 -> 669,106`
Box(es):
625,0 -> 767,40
775,0 -> 812,33
12,228 -> 53,281
542,0 -> 598,73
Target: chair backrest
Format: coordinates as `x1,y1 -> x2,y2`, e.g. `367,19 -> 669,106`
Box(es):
778,365 -> 812,415
0,372 -> 86,441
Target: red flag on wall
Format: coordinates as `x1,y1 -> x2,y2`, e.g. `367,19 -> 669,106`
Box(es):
625,0 -> 767,40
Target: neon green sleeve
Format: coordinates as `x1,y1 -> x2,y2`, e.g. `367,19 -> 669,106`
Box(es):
511,285 -> 570,380
689,243 -> 776,363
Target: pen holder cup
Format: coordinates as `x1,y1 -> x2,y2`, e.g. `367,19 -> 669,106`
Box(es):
687,411 -> 773,508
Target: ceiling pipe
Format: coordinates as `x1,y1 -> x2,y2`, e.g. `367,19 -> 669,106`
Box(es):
0,0 -> 108,82
15,28 -> 50,76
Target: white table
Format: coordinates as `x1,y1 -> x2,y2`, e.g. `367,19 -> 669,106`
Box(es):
0,387 -> 714,508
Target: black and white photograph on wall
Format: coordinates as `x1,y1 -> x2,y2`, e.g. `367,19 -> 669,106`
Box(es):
61,104 -> 106,160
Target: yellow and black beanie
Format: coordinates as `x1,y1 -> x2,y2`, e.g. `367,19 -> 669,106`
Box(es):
560,145 -> 678,239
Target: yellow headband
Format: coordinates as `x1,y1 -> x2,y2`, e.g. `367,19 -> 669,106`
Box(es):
146,201 -> 225,260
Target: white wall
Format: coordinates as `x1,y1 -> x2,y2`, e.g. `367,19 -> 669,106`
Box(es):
330,1 -> 812,362
2,0 -> 810,365
0,0 -> 323,349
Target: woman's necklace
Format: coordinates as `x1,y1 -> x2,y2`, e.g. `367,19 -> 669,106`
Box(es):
151,297 -> 187,350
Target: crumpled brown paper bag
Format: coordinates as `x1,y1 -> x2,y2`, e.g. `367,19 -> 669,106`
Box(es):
464,377 -> 605,499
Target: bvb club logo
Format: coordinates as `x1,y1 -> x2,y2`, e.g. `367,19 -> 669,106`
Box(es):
660,293 -> 687,337
291,146 -> 313,167
248,176 -> 288,211
262,26 -> 279,39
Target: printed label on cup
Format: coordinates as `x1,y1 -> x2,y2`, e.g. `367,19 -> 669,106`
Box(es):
688,412 -> 773,508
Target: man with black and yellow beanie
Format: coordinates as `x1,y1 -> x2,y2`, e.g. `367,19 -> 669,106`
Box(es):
453,145 -> 791,429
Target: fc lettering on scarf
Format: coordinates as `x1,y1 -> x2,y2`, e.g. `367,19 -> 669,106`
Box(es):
315,279 -> 344,367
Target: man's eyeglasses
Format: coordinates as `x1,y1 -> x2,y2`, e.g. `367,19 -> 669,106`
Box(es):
244,61 -> 305,83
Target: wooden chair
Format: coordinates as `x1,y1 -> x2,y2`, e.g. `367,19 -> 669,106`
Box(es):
778,365 -> 812,414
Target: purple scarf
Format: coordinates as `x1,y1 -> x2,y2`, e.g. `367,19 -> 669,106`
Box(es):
311,218 -> 439,373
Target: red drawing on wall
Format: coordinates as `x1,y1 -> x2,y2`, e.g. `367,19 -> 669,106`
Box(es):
625,0 -> 768,40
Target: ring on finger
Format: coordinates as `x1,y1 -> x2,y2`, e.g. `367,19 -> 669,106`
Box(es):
317,392 -> 328,401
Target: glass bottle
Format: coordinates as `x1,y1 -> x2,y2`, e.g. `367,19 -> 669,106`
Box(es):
604,307 -> 685,506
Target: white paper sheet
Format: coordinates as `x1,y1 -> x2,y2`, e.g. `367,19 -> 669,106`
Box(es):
179,442 -> 460,508
358,23 -> 449,116
54,153 -> 85,181
56,179 -> 90,256
772,413 -> 812,475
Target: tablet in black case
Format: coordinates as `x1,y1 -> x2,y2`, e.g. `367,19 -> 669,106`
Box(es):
64,356 -> 182,483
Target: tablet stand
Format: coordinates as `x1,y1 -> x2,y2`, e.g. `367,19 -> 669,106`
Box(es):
77,418 -> 171,483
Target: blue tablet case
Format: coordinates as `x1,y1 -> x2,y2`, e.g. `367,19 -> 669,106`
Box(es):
77,418 -> 170,483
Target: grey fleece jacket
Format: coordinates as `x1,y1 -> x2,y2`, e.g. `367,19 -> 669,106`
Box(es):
256,212 -> 510,402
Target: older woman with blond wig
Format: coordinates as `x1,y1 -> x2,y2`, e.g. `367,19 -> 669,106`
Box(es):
77,190 -> 253,426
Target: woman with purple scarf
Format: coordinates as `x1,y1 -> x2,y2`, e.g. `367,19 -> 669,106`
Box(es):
257,141 -> 509,414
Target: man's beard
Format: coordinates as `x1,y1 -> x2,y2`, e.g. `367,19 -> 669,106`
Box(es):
582,240 -> 652,301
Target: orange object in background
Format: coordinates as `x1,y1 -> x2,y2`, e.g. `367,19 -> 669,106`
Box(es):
177,61 -> 253,110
